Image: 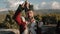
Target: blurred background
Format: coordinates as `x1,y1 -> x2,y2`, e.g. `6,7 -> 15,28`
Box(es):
0,0 -> 60,34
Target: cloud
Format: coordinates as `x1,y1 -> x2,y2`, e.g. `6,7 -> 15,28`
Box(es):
0,8 -> 8,12
52,1 -> 60,9
34,1 -> 60,10
0,0 -> 60,11
41,2 -> 46,7
34,4 -> 39,10
6,0 -> 24,10
0,0 -> 25,11
34,2 -> 47,10
35,2 -> 51,9
7,0 -> 60,10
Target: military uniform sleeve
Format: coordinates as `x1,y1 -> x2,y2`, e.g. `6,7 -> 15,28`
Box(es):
13,4 -> 24,25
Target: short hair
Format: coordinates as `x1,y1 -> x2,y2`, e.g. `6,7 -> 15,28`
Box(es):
25,5 -> 34,12
25,9 -> 34,13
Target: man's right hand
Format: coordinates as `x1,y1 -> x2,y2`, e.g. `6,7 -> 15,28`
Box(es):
21,1 -> 30,9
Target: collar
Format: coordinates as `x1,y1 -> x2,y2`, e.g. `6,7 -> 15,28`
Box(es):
26,17 -> 36,23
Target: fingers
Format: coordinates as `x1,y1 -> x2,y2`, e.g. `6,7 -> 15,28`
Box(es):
26,2 -> 30,9
24,1 -> 30,9
21,1 -> 30,11
21,3 -> 25,8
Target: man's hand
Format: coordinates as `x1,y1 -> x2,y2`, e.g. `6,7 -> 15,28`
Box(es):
21,3 -> 25,8
25,2 -> 30,9
21,1 -> 30,9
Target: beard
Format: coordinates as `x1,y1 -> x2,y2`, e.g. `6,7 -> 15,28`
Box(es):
28,16 -> 34,19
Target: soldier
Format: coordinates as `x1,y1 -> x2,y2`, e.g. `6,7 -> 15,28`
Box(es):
4,10 -> 14,23
13,0 -> 43,34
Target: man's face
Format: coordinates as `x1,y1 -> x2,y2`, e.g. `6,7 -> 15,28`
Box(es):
26,10 -> 34,18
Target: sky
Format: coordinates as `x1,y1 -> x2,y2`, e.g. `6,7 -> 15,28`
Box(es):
0,0 -> 60,11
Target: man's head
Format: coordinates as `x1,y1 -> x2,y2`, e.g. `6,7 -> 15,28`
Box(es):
25,9 -> 34,19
